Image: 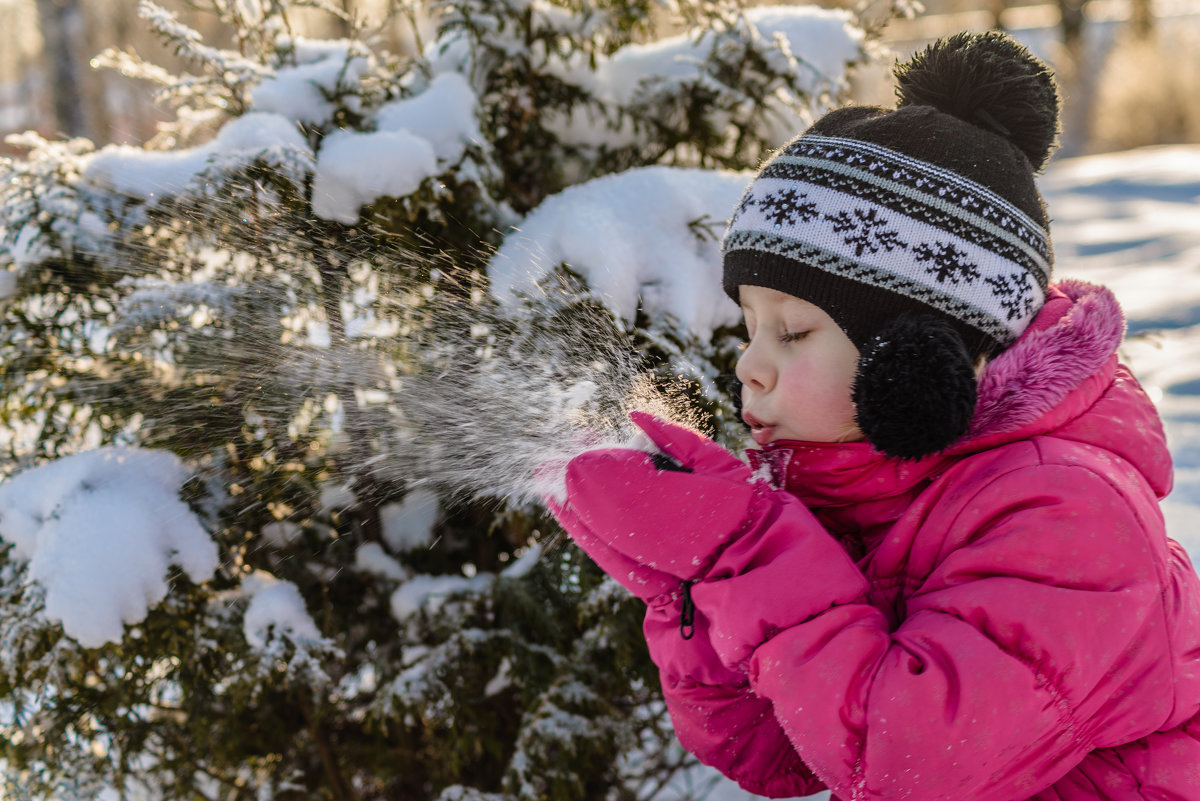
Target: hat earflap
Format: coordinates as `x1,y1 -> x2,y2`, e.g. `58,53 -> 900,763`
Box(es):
852,316 -> 978,460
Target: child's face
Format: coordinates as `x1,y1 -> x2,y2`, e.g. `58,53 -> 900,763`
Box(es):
736,285 -> 863,447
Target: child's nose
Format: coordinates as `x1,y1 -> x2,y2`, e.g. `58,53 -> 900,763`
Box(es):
735,338 -> 775,393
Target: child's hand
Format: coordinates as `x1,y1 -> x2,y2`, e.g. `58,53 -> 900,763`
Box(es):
543,489 -> 680,602
554,412 -> 767,582
546,462 -> 749,687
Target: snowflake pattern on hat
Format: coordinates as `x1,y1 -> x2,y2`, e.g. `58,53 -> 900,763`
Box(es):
828,208 -> 907,257
751,188 -> 819,228
913,242 -> 981,284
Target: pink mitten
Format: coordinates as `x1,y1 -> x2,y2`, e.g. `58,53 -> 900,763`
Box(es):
560,412 -> 769,581
544,490 -> 680,602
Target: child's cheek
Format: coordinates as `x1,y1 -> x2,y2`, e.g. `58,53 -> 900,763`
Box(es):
792,352 -> 860,436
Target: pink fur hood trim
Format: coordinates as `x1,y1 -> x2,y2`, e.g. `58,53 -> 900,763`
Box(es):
969,278 -> 1127,439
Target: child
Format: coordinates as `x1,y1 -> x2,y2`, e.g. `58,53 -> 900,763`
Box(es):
546,32 -> 1200,801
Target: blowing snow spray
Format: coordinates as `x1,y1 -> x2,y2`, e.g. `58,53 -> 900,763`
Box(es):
375,268 -> 704,512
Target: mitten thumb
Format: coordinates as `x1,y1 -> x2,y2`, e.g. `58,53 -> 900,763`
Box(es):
629,411 -> 750,478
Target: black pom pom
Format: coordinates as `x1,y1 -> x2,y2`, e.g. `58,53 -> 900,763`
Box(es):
894,31 -> 1060,170
852,316 -> 977,460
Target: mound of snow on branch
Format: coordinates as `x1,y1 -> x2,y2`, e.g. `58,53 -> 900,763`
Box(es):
252,37 -> 371,124
379,487 -> 440,551
84,112 -> 312,200
545,6 -> 864,149
312,73 -> 483,223
392,573 -> 494,620
241,571 -> 325,650
429,4 -> 863,152
0,448 -> 216,648
488,166 -> 750,338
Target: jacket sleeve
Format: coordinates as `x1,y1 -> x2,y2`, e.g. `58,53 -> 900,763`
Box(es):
693,462 -> 1176,801
643,596 -> 827,798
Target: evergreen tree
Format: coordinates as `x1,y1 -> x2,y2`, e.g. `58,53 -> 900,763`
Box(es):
0,0 -> 902,798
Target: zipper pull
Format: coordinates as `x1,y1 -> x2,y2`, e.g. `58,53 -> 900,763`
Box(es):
679,580 -> 696,640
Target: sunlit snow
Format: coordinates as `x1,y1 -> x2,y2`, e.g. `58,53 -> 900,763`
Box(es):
489,165 -> 750,338
251,37 -> 370,124
542,6 -> 863,150
312,73 -> 483,222
83,111 -> 312,200
0,448 -> 216,649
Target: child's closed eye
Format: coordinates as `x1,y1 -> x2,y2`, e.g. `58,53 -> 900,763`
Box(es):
735,330 -> 811,349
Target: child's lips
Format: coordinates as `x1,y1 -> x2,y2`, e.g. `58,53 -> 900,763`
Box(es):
750,426 -> 775,446
743,412 -> 775,445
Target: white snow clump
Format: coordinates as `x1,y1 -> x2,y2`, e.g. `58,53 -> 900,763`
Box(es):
0,447 -> 217,648
542,6 -> 864,150
252,37 -> 371,124
488,166 -> 749,338
380,487 -> 441,552
391,573 -> 494,621
84,111 -> 312,200
241,570 -> 324,650
311,73 -> 482,223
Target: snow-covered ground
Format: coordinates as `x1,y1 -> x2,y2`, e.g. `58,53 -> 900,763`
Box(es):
1043,146 -> 1200,562
675,144 -> 1200,801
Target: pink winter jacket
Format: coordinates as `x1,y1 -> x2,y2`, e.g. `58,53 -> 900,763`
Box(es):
651,280 -> 1200,800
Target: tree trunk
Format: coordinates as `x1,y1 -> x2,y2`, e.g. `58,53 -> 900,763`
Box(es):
988,0 -> 1008,30
1129,0 -> 1155,38
35,0 -> 91,139
1057,0 -> 1086,56
1053,0 -> 1089,157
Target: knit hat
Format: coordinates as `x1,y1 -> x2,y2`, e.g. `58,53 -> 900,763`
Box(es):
722,31 -> 1060,460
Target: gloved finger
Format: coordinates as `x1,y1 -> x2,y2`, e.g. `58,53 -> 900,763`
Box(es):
628,411 -> 746,475
533,421 -> 612,501
627,411 -> 704,462
564,449 -> 758,577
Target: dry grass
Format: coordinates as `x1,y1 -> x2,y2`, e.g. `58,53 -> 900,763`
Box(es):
1088,28 -> 1200,152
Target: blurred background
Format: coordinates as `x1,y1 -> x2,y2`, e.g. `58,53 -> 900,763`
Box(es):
3,0 -> 1198,159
